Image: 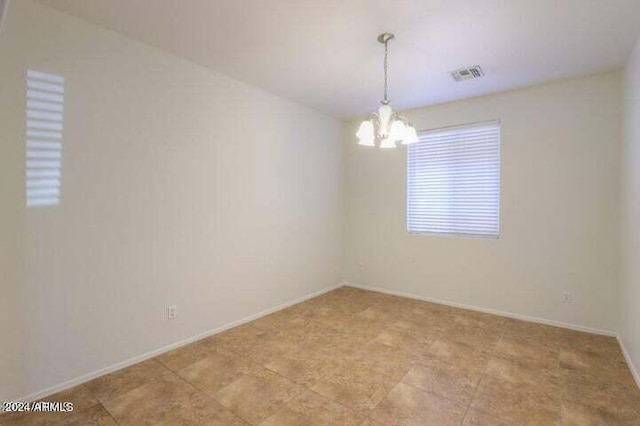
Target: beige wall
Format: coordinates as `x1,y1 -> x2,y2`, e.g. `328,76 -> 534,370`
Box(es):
621,38 -> 640,381
344,72 -> 622,332
0,0 -> 343,400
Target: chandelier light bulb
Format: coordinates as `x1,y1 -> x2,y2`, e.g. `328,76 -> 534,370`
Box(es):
379,138 -> 396,149
356,120 -> 375,146
402,125 -> 419,145
389,119 -> 406,142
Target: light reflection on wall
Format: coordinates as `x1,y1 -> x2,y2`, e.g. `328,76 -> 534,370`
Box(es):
26,70 -> 63,207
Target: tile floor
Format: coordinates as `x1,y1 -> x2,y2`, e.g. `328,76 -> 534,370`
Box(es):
2,286 -> 639,425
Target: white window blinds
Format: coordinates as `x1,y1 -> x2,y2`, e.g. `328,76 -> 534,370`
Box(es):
407,121 -> 500,238
26,70 -> 64,207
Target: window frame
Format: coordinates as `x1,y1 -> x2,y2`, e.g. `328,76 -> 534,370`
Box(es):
406,120 -> 502,239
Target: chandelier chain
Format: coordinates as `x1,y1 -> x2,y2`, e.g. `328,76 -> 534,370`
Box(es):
383,40 -> 389,103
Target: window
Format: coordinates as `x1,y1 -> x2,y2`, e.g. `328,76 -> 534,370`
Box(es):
407,121 -> 500,238
26,70 -> 64,207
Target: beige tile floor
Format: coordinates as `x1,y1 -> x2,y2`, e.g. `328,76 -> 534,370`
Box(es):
2,286 -> 639,425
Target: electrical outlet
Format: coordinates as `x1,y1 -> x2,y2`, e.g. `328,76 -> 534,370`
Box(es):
167,305 -> 177,320
562,292 -> 572,304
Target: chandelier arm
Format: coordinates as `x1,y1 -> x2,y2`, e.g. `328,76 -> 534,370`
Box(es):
369,112 -> 380,141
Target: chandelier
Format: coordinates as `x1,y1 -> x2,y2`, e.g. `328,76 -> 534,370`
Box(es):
357,33 -> 419,148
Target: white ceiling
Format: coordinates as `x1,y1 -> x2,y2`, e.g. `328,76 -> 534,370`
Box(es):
35,0 -> 640,119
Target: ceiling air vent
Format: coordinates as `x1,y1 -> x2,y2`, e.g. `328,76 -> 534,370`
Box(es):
450,65 -> 484,82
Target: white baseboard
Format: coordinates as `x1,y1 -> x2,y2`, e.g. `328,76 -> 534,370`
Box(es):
344,281 -> 617,337
19,281 -> 640,401
18,283 -> 342,402
346,281 -> 640,390
348,281 -> 640,390
618,335 -> 640,389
